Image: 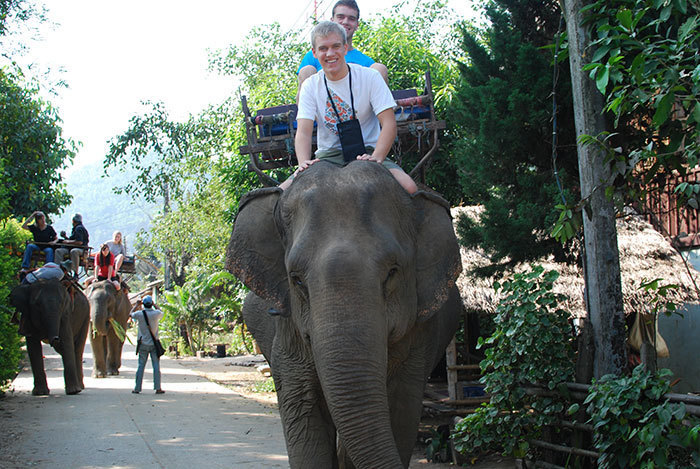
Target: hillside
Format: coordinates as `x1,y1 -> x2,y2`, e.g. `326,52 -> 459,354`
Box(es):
51,161 -> 158,251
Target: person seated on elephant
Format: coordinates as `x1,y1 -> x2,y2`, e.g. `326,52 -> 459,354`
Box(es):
106,231 -> 127,272
297,0 -> 388,98
21,260 -> 73,284
20,211 -> 58,272
281,21 -> 417,194
86,243 -> 120,290
55,213 -> 89,278
128,295 -> 165,394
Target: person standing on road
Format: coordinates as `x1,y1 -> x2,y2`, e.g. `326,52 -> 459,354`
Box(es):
129,295 -> 165,394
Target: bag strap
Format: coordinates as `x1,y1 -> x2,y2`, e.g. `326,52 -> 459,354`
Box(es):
141,309 -> 158,344
323,64 -> 356,122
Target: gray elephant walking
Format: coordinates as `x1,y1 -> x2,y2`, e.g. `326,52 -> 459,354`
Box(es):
227,161 -> 462,468
86,280 -> 131,377
9,279 -> 90,395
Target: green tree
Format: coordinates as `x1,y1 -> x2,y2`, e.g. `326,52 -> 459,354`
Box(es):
582,0 -> 700,207
160,271 -> 244,355
354,0 -> 464,201
0,219 -> 28,390
0,67 -> 75,219
452,0 -> 579,273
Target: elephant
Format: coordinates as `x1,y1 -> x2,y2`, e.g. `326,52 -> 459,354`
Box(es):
85,280 -> 131,377
226,161 -> 462,468
9,279 -> 90,395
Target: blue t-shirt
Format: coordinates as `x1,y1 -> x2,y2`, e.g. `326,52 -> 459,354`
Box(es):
297,48 -> 375,74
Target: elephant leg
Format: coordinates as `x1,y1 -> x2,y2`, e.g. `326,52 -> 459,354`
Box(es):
26,336 -> 49,396
58,320 -> 81,395
106,332 -> 121,375
73,320 -> 89,390
272,344 -> 338,468
90,327 -> 107,378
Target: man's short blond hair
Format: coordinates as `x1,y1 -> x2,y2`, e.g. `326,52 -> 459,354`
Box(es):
311,21 -> 347,49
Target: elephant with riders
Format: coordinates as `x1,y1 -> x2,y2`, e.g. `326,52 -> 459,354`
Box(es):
227,161 -> 462,468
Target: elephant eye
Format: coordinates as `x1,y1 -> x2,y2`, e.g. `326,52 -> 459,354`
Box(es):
290,273 -> 304,287
290,273 -> 309,302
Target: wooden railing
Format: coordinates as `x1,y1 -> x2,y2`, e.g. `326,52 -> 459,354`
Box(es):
643,168 -> 700,248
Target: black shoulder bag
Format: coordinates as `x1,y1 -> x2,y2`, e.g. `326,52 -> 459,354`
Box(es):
142,310 -> 165,357
324,65 -> 365,163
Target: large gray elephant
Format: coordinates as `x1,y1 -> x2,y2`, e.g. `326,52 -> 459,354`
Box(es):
85,280 -> 131,377
9,279 -> 90,395
227,161 -> 462,468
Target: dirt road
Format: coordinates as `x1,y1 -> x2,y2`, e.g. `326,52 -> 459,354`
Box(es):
0,341 -> 513,468
0,341 -> 287,468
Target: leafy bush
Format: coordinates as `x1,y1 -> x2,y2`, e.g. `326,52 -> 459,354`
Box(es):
452,266 -> 575,459
0,219 -> 30,390
582,366 -> 700,468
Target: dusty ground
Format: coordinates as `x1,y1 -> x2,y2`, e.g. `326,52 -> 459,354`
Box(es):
181,353 -> 514,468
0,345 -> 513,468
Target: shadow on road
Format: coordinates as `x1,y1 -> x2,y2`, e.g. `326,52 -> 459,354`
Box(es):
0,339 -> 288,468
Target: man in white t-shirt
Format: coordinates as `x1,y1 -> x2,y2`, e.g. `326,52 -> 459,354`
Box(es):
281,20 -> 417,193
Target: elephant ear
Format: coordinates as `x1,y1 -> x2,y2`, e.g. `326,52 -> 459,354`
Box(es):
9,284 -> 31,314
412,190 -> 462,321
226,187 -> 289,315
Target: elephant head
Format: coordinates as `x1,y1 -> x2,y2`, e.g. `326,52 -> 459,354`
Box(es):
10,280 -> 72,349
86,280 -> 124,337
227,161 -> 461,467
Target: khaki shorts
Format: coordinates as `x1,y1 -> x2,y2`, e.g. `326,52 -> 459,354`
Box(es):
315,147 -> 402,171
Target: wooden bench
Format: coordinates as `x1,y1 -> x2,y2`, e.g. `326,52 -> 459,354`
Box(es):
86,253 -> 137,274
239,70 -> 446,186
26,242 -> 92,278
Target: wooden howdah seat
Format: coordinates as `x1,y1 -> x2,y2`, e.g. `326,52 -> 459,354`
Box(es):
239,71 -> 446,186
86,253 -> 137,274
27,241 -> 92,277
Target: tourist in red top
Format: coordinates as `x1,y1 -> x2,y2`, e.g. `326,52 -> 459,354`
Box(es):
93,243 -> 120,290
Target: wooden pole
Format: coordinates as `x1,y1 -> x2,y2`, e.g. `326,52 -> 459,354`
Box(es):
561,0 -> 627,378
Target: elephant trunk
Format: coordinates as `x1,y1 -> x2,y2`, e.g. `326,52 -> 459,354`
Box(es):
310,304 -> 403,468
90,300 -> 111,337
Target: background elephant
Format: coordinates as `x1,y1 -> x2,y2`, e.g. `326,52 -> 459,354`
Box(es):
9,279 -> 89,395
85,280 -> 131,377
227,161 -> 462,468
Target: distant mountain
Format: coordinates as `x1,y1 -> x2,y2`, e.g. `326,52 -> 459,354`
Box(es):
51,161 -> 158,252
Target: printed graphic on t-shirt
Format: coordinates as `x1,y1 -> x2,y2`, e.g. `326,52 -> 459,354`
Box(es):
323,89 -> 353,134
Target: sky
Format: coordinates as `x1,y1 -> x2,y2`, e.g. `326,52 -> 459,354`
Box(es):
13,0 -> 476,175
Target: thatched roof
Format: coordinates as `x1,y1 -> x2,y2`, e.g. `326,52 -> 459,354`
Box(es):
453,206 -> 700,317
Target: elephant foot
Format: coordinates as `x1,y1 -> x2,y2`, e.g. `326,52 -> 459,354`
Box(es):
107,370 -> 119,376
32,387 -> 50,396
92,371 -> 107,378
66,387 -> 82,395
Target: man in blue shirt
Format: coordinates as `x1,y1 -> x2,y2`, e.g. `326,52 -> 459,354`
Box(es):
297,0 -> 388,91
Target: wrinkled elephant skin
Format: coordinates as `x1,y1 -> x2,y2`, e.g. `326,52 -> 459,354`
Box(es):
86,281 -> 131,377
10,280 -> 90,395
227,162 -> 462,468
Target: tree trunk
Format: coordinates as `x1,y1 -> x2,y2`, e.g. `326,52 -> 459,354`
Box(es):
562,0 -> 627,378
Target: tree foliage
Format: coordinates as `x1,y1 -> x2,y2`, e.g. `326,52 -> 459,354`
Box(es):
582,0 -> 700,208
0,67 -> 75,219
452,0 -> 579,274
0,219 -> 30,390
452,266 -> 574,459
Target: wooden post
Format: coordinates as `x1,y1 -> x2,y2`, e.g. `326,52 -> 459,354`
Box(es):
561,0 -> 627,378
446,336 -> 459,401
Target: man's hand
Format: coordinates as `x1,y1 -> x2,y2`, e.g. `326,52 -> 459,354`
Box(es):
356,153 -> 383,163
295,158 -> 319,174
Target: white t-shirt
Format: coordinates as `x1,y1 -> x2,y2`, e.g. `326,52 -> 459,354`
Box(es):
297,63 -> 395,154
